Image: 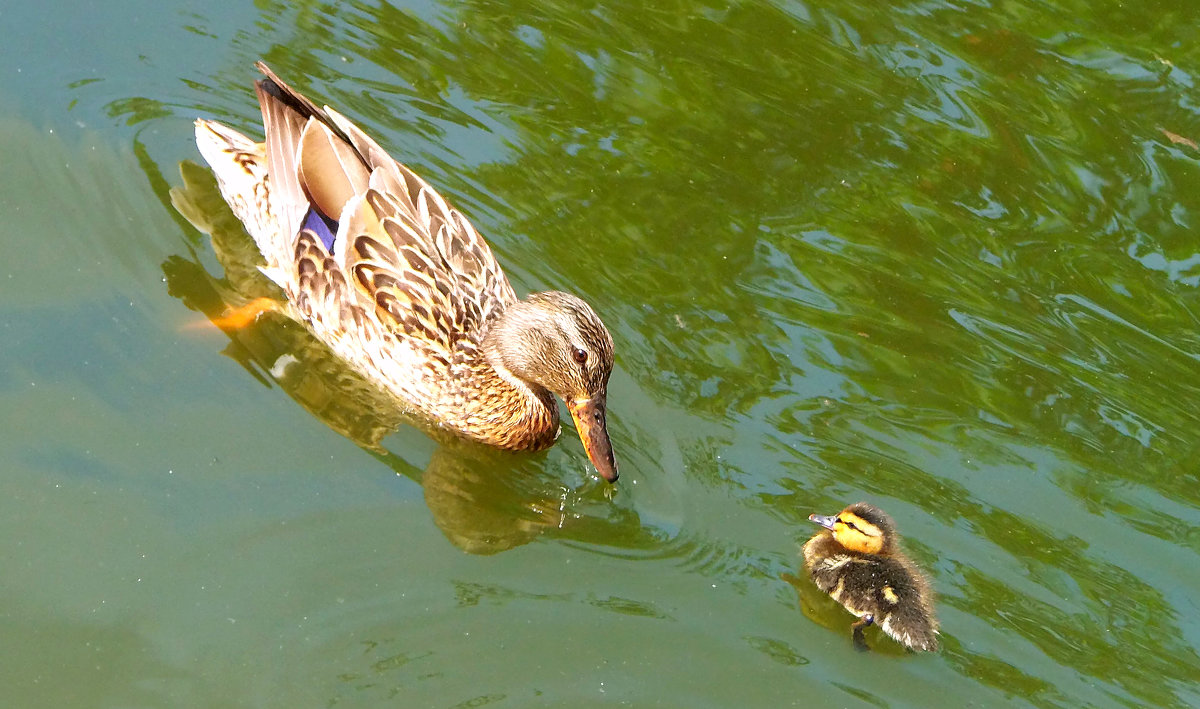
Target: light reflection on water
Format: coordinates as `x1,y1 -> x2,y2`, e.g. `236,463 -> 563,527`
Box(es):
3,0 -> 1200,706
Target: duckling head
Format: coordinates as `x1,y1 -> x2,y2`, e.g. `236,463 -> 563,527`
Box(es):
808,502 -> 898,555
483,291 -> 618,482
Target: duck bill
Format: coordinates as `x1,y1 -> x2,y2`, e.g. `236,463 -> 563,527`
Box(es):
808,513 -> 837,530
567,396 -> 619,483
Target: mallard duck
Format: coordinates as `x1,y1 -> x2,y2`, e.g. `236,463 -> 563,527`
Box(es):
803,502 -> 939,651
193,62 -> 618,481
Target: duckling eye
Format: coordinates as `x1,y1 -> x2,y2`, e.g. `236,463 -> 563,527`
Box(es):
572,348 -> 588,365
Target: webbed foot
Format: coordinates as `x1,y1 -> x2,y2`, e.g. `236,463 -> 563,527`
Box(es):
208,297 -> 281,330
851,614 -> 875,652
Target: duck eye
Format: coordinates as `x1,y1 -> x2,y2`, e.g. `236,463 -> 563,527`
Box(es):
572,348 -> 588,365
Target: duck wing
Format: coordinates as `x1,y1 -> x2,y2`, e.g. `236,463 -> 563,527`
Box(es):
254,62 -> 518,361
875,557 -> 939,652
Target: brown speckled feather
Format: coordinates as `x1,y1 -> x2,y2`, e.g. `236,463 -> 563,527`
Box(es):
196,64 -> 518,420
192,63 -> 619,475
253,64 -> 514,361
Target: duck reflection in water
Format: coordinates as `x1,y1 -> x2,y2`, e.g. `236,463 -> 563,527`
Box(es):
168,158 -> 619,555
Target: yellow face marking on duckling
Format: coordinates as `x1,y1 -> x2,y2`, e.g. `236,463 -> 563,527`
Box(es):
831,511 -> 885,555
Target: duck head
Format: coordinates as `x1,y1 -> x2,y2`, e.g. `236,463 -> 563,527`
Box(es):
484,291 -> 618,482
809,502 -> 898,555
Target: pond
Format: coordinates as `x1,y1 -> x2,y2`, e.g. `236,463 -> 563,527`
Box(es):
3,1 -> 1199,707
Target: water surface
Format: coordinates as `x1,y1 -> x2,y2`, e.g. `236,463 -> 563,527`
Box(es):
3,0 -> 1200,707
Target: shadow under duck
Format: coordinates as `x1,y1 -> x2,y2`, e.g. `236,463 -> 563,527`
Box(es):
193,62 -> 619,481
803,502 -> 939,652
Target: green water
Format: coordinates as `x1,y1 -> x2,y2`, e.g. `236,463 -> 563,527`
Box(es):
3,0 -> 1200,706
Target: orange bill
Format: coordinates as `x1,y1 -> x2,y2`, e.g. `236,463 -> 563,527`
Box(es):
566,396 -> 619,483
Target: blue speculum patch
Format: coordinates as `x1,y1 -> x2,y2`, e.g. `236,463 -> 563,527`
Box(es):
302,207 -> 339,251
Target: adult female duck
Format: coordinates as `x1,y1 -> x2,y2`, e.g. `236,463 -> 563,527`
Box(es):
195,62 -> 618,481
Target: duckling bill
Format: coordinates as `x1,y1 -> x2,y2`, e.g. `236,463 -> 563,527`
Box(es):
803,502 -> 939,652
193,63 -> 620,481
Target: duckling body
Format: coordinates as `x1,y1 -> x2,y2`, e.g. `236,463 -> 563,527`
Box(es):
803,502 -> 938,652
193,63 -> 618,480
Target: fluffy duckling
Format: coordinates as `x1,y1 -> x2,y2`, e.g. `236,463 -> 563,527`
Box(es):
803,502 -> 939,652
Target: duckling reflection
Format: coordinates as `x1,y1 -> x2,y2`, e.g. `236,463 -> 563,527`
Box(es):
802,502 -> 939,652
166,160 -> 607,554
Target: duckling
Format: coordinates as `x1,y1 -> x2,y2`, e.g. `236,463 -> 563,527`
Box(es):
803,502 -> 939,652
